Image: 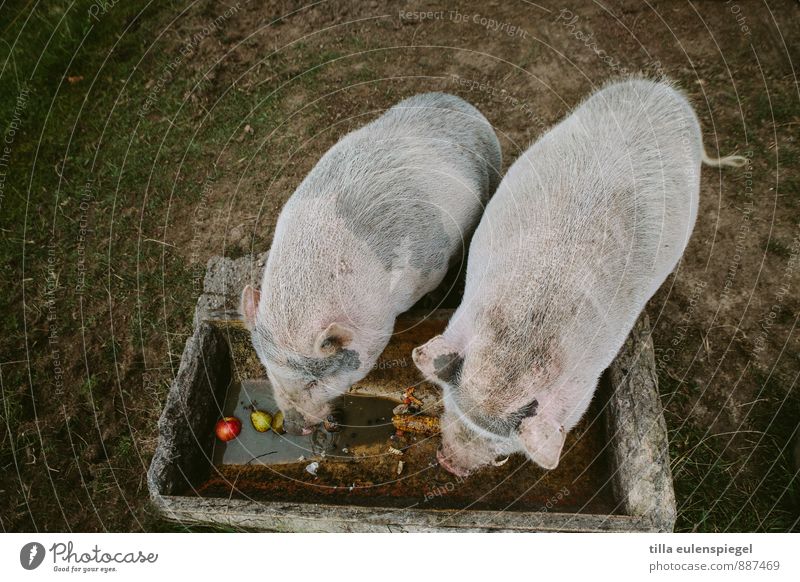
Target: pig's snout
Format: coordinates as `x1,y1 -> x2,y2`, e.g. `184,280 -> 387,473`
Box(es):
283,419 -> 314,436
282,409 -> 316,436
436,447 -> 471,478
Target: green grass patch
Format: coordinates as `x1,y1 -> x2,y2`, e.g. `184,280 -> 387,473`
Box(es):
664,366 -> 800,532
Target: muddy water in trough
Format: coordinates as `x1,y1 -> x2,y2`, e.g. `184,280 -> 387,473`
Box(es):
196,376 -> 618,514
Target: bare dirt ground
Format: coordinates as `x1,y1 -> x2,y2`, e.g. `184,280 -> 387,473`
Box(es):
1,0 -> 798,531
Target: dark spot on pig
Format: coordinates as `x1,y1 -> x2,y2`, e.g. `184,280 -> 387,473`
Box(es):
337,191 -> 451,276
513,399 -> 539,430
528,310 -> 548,328
293,136 -> 455,277
459,399 -> 516,438
433,352 -> 463,383
250,325 -> 284,372
288,348 -> 361,380
479,304 -> 559,389
288,93 -> 502,286
457,392 -> 540,439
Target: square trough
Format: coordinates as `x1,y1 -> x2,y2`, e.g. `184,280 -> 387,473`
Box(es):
147,254 -> 677,532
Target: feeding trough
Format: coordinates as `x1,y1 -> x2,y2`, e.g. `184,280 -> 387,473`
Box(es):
147,254 -> 676,532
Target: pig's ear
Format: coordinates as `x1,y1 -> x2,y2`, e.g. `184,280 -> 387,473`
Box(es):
412,335 -> 462,384
240,285 -> 261,329
517,415 -> 565,470
314,322 -> 354,356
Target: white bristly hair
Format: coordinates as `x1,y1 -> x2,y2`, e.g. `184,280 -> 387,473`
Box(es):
242,92 -> 502,432
413,77 -> 745,475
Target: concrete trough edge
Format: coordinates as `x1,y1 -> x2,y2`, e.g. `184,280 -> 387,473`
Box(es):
606,314 -> 678,532
148,253 -> 677,532
153,495 -> 658,533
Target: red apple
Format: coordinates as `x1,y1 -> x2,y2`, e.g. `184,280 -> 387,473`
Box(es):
215,416 -> 242,442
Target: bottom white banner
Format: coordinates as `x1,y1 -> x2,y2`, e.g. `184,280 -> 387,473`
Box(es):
1,533 -> 797,581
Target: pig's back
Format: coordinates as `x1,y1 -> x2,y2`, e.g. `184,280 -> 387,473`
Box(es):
280,93 -> 499,279
465,79 -> 702,370
295,92 -> 501,207
375,92 -> 502,197
527,79 -> 702,290
266,93 -> 501,326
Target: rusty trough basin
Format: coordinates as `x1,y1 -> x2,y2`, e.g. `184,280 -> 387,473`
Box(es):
147,254 -> 677,532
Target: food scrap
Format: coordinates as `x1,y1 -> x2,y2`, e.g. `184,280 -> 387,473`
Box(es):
392,413 -> 440,435
272,410 -> 286,434
402,386 -> 423,409
323,410 -> 342,433
215,416 -> 242,442
250,410 -> 272,432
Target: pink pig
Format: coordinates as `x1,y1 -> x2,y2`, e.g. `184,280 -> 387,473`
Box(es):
413,78 -> 744,475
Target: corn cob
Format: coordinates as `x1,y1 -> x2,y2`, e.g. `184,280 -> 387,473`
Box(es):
391,413 -> 440,435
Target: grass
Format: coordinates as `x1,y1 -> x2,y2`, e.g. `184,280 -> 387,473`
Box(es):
0,0 -> 371,531
764,237 -> 792,258
1,0 -> 798,532
662,365 -> 800,532
0,0 -> 218,531
0,386 -> 23,461
752,91 -> 797,124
